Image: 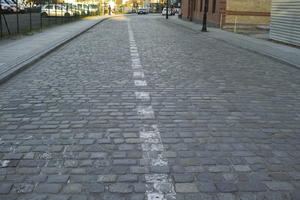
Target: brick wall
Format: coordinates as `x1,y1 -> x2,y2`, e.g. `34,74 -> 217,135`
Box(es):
181,0 -> 226,27
181,0 -> 271,28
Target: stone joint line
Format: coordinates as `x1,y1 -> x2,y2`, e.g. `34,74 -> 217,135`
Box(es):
127,21 -> 176,200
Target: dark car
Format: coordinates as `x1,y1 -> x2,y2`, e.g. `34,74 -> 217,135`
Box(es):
137,8 -> 148,15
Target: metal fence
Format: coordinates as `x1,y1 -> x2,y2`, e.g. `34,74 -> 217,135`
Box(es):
0,1 -> 102,39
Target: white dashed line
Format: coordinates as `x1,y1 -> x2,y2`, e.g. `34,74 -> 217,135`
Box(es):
128,20 -> 176,200
133,71 -> 145,78
134,80 -> 147,86
137,106 -> 155,119
135,92 -> 150,101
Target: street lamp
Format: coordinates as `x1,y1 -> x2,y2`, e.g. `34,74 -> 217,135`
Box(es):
166,0 -> 168,19
202,0 -> 208,32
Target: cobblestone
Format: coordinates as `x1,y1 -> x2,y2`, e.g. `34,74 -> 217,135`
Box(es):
264,181 -> 294,191
12,184 -> 34,194
109,183 -> 133,193
62,184 -> 82,193
97,175 -> 117,183
215,183 -> 238,193
0,184 -> 12,194
47,175 -> 70,183
35,184 -> 62,193
175,183 -> 199,193
0,15 -> 300,199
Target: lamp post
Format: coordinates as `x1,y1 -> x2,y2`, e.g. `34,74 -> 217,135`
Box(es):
166,0 -> 168,19
0,2 -> 2,38
201,0 -> 208,32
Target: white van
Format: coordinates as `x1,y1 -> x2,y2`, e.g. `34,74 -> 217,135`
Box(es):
41,4 -> 74,17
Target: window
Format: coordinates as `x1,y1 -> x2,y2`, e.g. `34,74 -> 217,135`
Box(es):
192,0 -> 196,11
200,0 -> 203,11
212,0 -> 216,13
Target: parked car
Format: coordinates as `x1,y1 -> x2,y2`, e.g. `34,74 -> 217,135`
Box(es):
161,7 -> 172,16
4,0 -> 17,12
137,8 -> 148,15
41,4 -> 74,17
68,4 -> 81,16
12,0 -> 26,13
1,0 -> 13,13
172,8 -> 176,15
76,3 -> 89,15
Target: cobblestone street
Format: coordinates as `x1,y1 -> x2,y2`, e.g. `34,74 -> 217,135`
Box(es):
1,15 -> 300,200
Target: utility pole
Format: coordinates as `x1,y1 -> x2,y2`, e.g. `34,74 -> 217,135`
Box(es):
202,0 -> 208,32
166,0 -> 168,19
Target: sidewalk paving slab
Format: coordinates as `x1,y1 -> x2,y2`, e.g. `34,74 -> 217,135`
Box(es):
166,16 -> 300,69
0,16 -> 113,84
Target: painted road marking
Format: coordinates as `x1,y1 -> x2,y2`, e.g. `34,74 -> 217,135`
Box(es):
135,92 -> 150,101
137,106 -> 155,119
128,20 -> 176,200
133,71 -> 145,78
135,80 -> 147,86
132,63 -> 142,69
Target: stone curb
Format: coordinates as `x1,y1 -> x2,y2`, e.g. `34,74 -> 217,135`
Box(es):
0,16 -> 114,85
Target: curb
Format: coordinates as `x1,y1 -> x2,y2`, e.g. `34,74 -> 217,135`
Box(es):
0,16 -> 113,85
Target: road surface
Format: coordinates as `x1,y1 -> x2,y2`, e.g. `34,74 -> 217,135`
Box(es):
0,15 -> 300,200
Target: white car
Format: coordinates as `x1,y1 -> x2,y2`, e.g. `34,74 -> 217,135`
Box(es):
1,0 -> 12,13
137,8 -> 148,14
89,4 -> 99,14
76,3 -> 89,15
41,4 -> 74,17
12,0 -> 26,13
162,8 -> 172,16
4,0 -> 17,12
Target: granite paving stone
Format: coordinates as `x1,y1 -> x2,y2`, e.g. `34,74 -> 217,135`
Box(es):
0,14 -> 300,199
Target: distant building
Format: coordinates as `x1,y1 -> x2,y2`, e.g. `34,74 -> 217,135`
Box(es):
149,0 -> 164,12
181,0 -> 271,28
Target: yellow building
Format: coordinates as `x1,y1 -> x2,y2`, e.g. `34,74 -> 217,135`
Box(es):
182,0 -> 271,28
223,0 -> 271,28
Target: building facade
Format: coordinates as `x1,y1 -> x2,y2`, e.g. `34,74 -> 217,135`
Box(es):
181,0 -> 271,28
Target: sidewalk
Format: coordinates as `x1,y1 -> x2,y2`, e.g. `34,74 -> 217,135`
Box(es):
166,16 -> 300,69
0,15 -> 112,84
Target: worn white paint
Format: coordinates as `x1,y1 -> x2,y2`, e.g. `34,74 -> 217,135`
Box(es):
141,143 -> 164,151
132,63 -> 142,70
147,193 -> 165,200
133,71 -> 144,78
135,92 -> 150,101
40,152 -> 52,160
0,160 -> 10,168
137,106 -> 155,119
131,53 -> 139,57
151,154 -> 168,166
128,20 -> 176,200
140,130 -> 160,138
135,80 -> 147,86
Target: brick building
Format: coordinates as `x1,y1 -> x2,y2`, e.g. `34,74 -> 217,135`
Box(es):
181,0 -> 271,28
